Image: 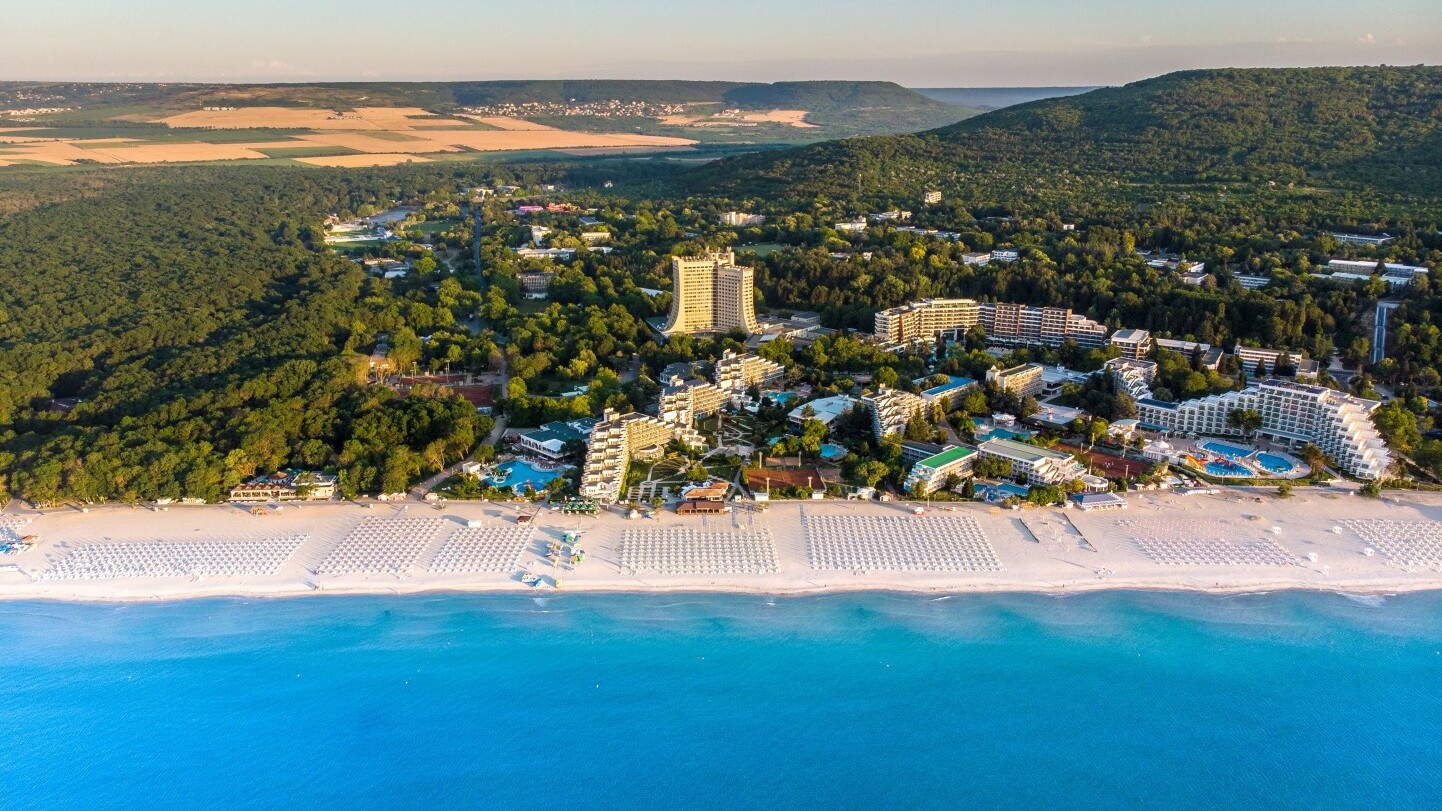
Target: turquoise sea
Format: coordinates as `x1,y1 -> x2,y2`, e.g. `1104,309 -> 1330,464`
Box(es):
3,591 -> 1441,809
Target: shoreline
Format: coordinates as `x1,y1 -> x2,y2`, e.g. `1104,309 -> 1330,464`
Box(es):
5,487 -> 1442,605
0,579 -> 1438,606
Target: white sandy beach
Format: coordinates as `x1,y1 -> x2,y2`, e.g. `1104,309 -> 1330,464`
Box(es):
3,487 -> 1442,601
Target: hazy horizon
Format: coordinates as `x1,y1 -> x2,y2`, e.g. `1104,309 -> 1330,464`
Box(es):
3,0 -> 1438,87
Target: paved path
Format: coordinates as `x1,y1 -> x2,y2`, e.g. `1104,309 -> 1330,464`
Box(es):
1372,300 -> 1400,364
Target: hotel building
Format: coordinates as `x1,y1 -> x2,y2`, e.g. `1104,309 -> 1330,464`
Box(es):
1135,380 -> 1391,479
1234,345 -> 1304,376
873,298 -> 1107,348
714,350 -> 785,391
658,375 -> 730,426
976,438 -> 1086,485
903,445 -> 976,495
1105,358 -> 1158,400
580,409 -> 705,503
863,387 -> 927,440
661,251 -> 761,336
986,363 -> 1046,400
1108,328 -> 1153,360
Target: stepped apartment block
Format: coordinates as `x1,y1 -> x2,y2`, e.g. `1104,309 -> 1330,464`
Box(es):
661,251 -> 761,336
874,298 -> 1107,348
977,438 -> 1087,485
1105,358 -> 1159,400
714,350 -> 785,391
863,387 -> 927,440
580,409 -> 705,503
658,375 -> 730,426
1136,380 -> 1392,479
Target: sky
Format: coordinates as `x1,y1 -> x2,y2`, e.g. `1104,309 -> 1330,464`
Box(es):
4,0 -> 1439,87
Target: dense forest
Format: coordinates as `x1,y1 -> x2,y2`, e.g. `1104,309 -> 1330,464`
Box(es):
0,165 -> 524,504
682,66 -> 1442,201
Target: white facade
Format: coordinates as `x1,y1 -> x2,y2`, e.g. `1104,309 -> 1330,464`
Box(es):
714,350 -> 785,391
1136,380 -> 1391,479
977,438 -> 1086,485
1108,328 -> 1153,360
873,298 -> 1107,348
1105,358 -> 1157,400
863,387 -> 926,440
580,409 -> 705,503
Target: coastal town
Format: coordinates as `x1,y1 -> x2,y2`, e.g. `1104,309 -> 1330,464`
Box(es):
3,182 -> 1440,600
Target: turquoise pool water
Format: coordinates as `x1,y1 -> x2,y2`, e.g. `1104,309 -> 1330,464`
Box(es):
819,443 -> 847,460
1200,440 -> 1253,459
489,460 -> 566,490
975,482 -> 1031,500
1204,460 -> 1252,477
764,392 -> 798,406
1256,452 -> 1295,474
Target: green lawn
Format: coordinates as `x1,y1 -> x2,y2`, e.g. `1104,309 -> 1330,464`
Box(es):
256,146 -> 362,159
737,242 -> 786,256
406,220 -> 459,235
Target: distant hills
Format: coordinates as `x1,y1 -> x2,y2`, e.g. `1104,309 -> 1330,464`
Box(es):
0,80 -> 972,141
681,66 -> 1442,200
913,86 -> 1095,110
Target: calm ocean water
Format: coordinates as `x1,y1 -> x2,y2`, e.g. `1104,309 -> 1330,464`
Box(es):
2,591 -> 1440,810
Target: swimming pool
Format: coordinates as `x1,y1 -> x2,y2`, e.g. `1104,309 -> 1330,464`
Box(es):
764,391 -> 798,406
489,460 -> 568,491
974,482 -> 1031,501
819,443 -> 848,461
1204,460 -> 1252,478
1199,440 -> 1253,460
1255,453 -> 1295,474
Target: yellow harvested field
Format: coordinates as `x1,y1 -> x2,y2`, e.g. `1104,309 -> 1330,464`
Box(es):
0,141 -> 123,165
742,109 -> 816,128
657,114 -> 701,126
0,106 -> 697,170
465,116 -> 558,131
157,106 -> 444,131
288,129 -> 692,154
85,143 -> 273,163
294,153 -> 430,167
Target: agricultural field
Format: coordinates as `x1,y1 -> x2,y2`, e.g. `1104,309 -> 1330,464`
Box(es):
0,105 -> 696,169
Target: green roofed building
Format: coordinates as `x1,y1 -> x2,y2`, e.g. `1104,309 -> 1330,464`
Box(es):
903,445 -> 977,495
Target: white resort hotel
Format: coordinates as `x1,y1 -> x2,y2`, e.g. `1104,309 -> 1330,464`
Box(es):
873,298 -> 1108,348
580,409 -> 704,503
1137,379 -> 1392,479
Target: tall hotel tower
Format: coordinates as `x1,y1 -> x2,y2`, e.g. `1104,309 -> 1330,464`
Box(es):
661,250 -> 760,336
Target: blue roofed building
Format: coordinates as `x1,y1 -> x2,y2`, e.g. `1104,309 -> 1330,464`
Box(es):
917,375 -> 978,409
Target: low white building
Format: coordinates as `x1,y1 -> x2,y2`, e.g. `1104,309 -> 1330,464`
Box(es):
788,395 -> 861,429
977,438 -> 1085,485
903,446 -> 976,495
